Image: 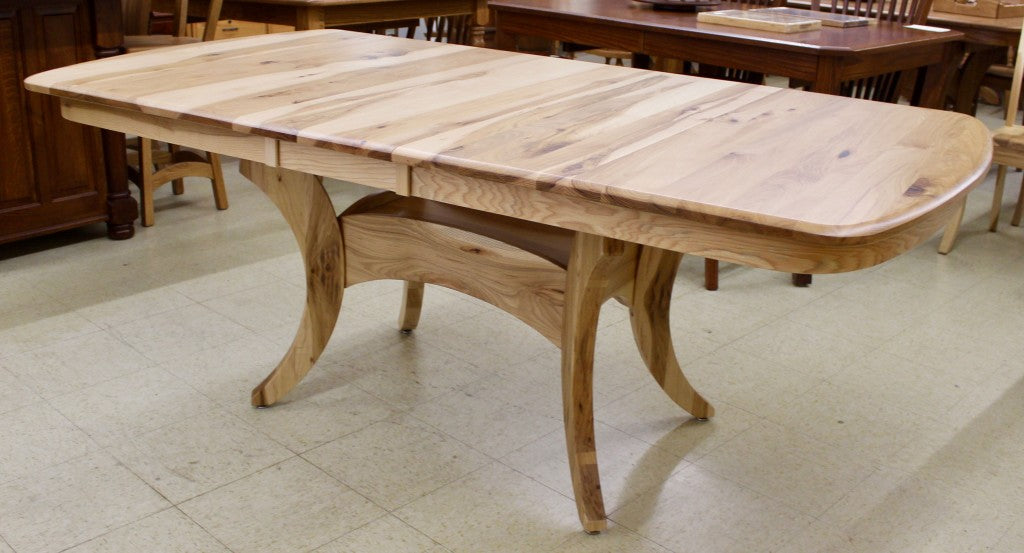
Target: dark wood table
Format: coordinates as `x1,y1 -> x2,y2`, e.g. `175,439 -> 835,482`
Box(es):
491,0 -> 964,108
157,0 -> 492,45
926,11 -> 1022,114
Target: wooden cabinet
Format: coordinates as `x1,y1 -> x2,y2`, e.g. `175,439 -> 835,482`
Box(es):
0,0 -> 136,245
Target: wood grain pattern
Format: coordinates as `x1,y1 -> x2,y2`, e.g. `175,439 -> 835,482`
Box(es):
240,161 -> 344,407
342,193 -> 569,344
561,232 -> 638,533
628,247 -> 713,419
398,280 -> 424,332
411,164 -> 972,274
332,191 -> 718,532
26,31 -> 990,254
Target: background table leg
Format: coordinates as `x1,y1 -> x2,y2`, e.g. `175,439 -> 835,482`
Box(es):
240,161 -> 344,407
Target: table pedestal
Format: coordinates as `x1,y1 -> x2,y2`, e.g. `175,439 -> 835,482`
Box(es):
240,161 -> 714,532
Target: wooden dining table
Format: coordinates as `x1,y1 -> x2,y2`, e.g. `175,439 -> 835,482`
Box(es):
154,0 -> 492,44
25,30 -> 990,532
492,0 -> 964,108
926,11 -> 1023,114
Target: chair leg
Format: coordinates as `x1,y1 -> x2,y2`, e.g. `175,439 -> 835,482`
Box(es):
703,258 -> 718,291
989,164 -> 1008,231
208,152 -> 229,210
1012,171 -> 1024,226
139,137 -> 156,227
938,198 -> 967,255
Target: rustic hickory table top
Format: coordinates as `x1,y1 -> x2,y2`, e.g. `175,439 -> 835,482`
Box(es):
26,30 -> 991,532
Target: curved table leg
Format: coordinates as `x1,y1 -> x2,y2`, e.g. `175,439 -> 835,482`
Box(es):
241,162 -> 344,407
562,233 -> 637,534
398,281 -> 425,333
630,247 -> 714,420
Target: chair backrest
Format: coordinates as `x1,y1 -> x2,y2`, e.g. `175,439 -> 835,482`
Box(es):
811,0 -> 931,24
1004,20 -> 1024,126
122,0 -> 223,40
423,16 -> 473,45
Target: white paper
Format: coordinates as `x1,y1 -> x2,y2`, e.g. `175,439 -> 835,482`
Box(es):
905,24 -> 951,32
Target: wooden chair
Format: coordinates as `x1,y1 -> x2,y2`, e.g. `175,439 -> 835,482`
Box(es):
940,21 -> 1024,253
423,15 -> 473,45
122,0 -> 228,226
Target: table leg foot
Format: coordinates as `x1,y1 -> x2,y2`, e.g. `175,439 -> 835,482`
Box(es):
240,162 -> 344,407
630,247 -> 714,419
562,233 -> 637,533
399,281 -> 425,332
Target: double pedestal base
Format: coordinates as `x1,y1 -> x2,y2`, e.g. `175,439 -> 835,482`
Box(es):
241,162 -> 713,532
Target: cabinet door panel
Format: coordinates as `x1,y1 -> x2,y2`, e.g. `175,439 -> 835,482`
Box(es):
0,0 -> 109,243
0,9 -> 37,210
27,2 -> 106,201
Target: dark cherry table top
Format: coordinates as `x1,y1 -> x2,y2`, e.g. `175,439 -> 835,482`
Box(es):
490,0 -> 963,54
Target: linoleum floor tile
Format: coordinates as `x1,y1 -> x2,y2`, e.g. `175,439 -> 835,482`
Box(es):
61,508 -> 230,553
227,371 -> 396,453
110,303 -> 253,364
347,339 -> 487,411
682,345 -> 824,417
762,381 -> 933,467
610,464 -> 813,553
827,349 -> 976,420
546,522 -> 672,553
304,416 -> 490,510
109,409 -> 293,504
61,285 -> 195,329
501,422 -> 688,514
728,318 -> 869,380
52,365 -> 217,446
179,457 -> 384,553
169,264 -> 281,303
395,462 -> 580,553
417,309 -> 559,371
159,334 -> 284,406
313,515 -> 451,553
693,420 -> 874,517
598,383 -> 760,462
408,377 -> 563,459
0,451 -> 169,553
816,468 -> 1014,553
0,311 -> 101,359
0,366 -> 41,415
0,402 -> 95,486
1,330 -> 150,399
203,279 -> 305,332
